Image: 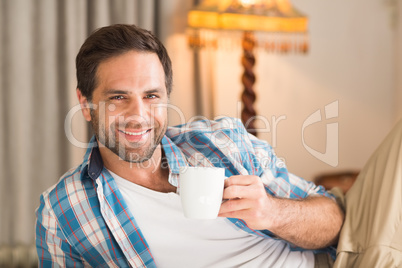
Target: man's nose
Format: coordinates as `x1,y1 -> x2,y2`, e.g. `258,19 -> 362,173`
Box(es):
125,97 -> 148,123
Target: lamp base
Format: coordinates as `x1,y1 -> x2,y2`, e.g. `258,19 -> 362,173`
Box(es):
241,31 -> 257,136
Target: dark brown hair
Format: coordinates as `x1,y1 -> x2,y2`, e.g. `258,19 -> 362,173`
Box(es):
76,24 -> 173,100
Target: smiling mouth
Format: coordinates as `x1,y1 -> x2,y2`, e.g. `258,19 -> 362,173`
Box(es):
119,129 -> 151,136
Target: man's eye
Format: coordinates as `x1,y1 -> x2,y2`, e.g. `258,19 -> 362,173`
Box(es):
110,95 -> 124,100
145,94 -> 157,99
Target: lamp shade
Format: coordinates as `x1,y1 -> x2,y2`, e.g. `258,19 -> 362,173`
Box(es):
188,0 -> 308,32
187,0 -> 309,53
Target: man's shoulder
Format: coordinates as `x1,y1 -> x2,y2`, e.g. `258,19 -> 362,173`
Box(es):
163,117 -> 275,175
40,164 -> 93,210
166,117 -> 271,152
166,117 -> 247,140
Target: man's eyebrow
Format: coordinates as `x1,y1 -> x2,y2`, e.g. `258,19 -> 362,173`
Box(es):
103,88 -> 165,96
103,89 -> 130,95
144,88 -> 164,94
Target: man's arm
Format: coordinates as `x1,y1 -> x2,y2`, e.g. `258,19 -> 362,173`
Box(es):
218,175 -> 344,249
36,195 -> 85,267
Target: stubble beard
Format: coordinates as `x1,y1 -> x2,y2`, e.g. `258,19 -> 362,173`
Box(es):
90,109 -> 167,163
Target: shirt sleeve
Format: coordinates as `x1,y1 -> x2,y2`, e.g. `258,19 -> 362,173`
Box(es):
35,194 -> 85,267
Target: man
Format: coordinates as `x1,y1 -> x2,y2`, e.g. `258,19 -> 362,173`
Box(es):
36,24 -> 401,267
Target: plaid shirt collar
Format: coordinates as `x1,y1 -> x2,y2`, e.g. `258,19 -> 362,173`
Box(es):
80,135 -> 189,183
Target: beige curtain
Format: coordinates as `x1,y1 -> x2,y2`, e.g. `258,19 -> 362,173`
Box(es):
0,0 -> 158,256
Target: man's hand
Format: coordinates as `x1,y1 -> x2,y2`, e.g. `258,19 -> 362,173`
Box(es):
218,175 -> 345,249
218,175 -> 273,230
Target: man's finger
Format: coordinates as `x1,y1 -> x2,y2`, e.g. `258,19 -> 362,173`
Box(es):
219,197 -> 252,214
225,175 -> 261,188
223,185 -> 252,199
218,208 -> 253,220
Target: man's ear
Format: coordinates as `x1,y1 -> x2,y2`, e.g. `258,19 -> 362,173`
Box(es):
76,89 -> 92,122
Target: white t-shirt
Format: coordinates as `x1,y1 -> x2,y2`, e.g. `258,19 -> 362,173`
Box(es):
111,171 -> 315,268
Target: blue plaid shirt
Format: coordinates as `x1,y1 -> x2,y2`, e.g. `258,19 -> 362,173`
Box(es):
36,117 -> 335,267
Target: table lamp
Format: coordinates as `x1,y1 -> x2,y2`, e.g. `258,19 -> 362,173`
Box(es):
187,0 -> 309,136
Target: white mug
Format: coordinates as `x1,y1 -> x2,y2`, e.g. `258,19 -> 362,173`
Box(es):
179,166 -> 226,219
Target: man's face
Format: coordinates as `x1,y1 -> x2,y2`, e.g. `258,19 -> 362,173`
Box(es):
82,51 -> 169,163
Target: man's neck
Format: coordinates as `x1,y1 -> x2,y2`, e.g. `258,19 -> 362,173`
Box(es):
99,145 -> 176,193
